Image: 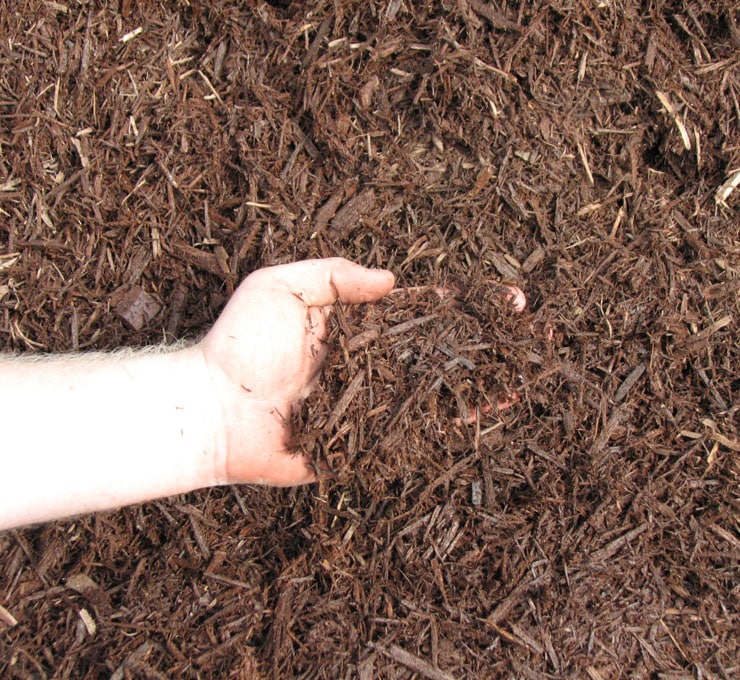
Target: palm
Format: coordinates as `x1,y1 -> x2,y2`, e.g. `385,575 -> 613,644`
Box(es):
198,259 -> 394,486
203,287 -> 327,402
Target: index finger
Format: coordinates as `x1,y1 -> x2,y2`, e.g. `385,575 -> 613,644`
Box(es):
253,258 -> 396,307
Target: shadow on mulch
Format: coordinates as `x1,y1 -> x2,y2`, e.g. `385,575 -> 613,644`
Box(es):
1,1 -> 738,678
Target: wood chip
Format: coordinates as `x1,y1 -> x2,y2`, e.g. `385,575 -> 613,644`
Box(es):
301,15 -> 332,68
487,252 -> 519,279
466,165 -> 495,199
165,282 -> 188,344
78,608 -> 96,637
312,187 -> 346,234
613,363 -> 645,404
373,643 -> 457,680
383,313 -> 438,337
111,284 -> 161,331
590,523 -> 648,563
331,189 -> 376,233
174,241 -> 230,279
521,245 -> 545,273
715,168 -> 740,206
687,315 -> 732,345
325,369 -> 365,432
484,572 -> 551,626
66,572 -> 112,612
359,75 -> 380,110
706,523 -> 740,550
656,90 -> 691,150
701,419 -> 740,452
589,405 -> 629,459
346,328 -> 380,352
576,140 -> 595,185
467,0 -> 520,32
509,622 -> 544,654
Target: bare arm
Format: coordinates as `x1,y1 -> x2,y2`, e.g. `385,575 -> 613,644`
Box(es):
0,258 -> 395,530
0,345 -> 221,529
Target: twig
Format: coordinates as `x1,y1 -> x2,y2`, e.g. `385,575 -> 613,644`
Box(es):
484,571 -> 551,626
301,16 -> 332,69
590,523 -> 648,563
613,363 -> 645,404
687,315 -> 732,345
589,405 -> 629,460
325,369 -> 365,432
655,90 -> 691,151
576,140 -> 594,185
371,643 -> 457,680
383,313 -> 439,337
715,168 -> 740,207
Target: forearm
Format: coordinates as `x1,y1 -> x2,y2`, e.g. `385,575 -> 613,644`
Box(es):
0,345 -> 225,530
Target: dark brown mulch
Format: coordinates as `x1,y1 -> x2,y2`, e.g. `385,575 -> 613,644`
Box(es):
1,1 -> 738,678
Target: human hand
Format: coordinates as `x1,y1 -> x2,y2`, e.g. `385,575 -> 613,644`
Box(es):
199,258 -> 395,486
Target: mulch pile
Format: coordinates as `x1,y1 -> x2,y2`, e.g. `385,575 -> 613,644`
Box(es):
1,1 -> 738,678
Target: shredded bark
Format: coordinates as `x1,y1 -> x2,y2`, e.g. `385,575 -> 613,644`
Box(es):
1,1 -> 738,678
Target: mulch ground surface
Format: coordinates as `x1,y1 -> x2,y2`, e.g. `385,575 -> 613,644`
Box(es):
1,1 -> 739,678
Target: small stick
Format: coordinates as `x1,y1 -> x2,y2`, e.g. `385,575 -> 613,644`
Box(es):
576,140 -> 595,185
590,523 -> 648,563
613,363 -> 645,404
687,315 -> 732,344
371,643 -> 457,680
325,369 -> 365,432
655,90 -> 691,151
715,168 -> 740,207
383,313 -> 438,337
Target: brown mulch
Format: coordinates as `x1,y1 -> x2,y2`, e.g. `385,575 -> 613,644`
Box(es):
1,1 -> 739,678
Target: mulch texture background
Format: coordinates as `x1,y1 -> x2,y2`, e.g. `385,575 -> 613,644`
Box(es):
1,1 -> 739,678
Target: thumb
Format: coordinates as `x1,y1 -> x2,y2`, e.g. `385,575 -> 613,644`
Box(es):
331,258 -> 396,304
252,258 -> 395,307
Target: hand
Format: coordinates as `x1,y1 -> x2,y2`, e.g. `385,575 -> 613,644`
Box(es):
199,258 -> 395,486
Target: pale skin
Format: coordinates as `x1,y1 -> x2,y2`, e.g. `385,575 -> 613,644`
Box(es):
0,258 -> 395,530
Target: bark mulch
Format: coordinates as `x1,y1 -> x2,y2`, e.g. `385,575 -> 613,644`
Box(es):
1,1 -> 738,678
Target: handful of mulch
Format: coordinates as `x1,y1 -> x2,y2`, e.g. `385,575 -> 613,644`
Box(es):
291,280 -> 538,483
